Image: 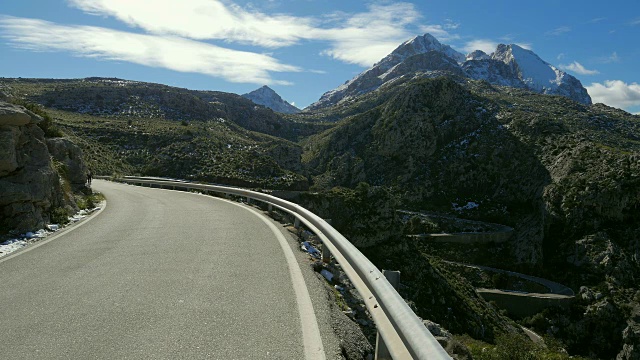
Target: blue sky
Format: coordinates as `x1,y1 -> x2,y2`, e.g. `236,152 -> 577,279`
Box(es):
1,0 -> 639,113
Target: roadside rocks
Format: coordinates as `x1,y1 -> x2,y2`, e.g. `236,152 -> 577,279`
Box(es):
47,137 -> 89,190
0,101 -> 81,234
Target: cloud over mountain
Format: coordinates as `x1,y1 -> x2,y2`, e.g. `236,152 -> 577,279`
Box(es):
587,80 -> 640,110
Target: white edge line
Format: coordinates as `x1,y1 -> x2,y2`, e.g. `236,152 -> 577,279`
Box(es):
0,200 -> 108,265
238,202 -> 327,360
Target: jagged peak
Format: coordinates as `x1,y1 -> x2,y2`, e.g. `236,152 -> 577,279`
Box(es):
375,33 -> 466,68
242,85 -> 300,114
466,50 -> 490,61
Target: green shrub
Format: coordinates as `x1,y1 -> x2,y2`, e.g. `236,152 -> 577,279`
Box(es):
50,207 -> 70,225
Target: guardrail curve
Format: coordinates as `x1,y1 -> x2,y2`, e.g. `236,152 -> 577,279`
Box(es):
97,176 -> 451,360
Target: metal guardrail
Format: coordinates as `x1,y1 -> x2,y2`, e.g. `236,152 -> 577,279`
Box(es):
98,176 -> 452,360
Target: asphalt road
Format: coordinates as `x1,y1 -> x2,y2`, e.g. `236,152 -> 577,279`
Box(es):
0,180 -> 326,359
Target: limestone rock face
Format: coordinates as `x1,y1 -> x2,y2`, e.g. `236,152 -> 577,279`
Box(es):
0,101 -> 81,233
47,138 -> 88,190
0,102 -> 32,126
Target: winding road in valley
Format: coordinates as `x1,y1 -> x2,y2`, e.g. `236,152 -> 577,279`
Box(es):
0,180 -> 327,359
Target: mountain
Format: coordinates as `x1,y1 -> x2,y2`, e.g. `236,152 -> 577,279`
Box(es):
302,76 -> 639,358
242,85 -> 301,114
307,34 -> 591,110
0,78 -> 328,189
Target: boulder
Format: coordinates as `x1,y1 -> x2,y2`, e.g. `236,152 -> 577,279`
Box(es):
0,103 -> 32,126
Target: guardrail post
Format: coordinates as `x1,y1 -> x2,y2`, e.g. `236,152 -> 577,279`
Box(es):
294,218 -> 300,229
268,204 -> 273,213
375,270 -> 401,360
322,245 -> 331,264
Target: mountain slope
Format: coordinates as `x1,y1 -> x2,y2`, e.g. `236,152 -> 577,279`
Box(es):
0,78 -> 317,189
307,34 -> 591,110
242,85 -> 300,114
302,76 -> 640,358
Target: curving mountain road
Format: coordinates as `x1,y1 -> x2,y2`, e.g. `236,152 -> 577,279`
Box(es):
0,180 -> 326,359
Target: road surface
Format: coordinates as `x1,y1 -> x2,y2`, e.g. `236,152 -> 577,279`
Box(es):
0,180 -> 326,359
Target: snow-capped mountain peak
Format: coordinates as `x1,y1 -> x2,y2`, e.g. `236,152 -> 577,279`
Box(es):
242,85 -> 300,114
377,33 -> 466,68
306,33 -> 592,110
492,44 -> 561,90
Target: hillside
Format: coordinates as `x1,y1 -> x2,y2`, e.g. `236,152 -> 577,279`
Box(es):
0,78 -> 331,190
3,74 -> 639,358
301,76 -> 640,358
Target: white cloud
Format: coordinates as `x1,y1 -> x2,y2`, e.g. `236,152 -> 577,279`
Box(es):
443,19 -> 460,30
462,39 -> 498,54
67,0 -> 315,47
0,16 -> 299,84
545,26 -> 571,36
314,3 -> 428,66
66,0 -> 450,67
587,80 -> 640,110
558,61 -> 599,75
557,53 -> 566,60
606,51 -> 620,63
2,1 -> 460,72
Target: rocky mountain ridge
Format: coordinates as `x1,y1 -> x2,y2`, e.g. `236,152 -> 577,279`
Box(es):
307,33 -> 591,110
242,85 -> 300,114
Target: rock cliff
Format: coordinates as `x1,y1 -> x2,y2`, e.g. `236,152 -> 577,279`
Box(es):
0,102 -> 85,234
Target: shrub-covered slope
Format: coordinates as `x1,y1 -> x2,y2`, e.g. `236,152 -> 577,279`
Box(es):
302,76 -> 640,358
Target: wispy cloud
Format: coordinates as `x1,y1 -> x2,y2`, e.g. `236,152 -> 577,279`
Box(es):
597,51 -> 620,64
631,17 -> 640,26
559,61 -> 599,75
586,80 -> 640,110
65,0 -> 444,67
557,53 -> 566,60
0,16 -> 300,85
462,39 -> 498,54
545,26 -> 571,36
316,3 -> 430,66
2,1 -> 461,73
443,19 -> 460,30
587,17 -> 606,24
67,0 -> 315,47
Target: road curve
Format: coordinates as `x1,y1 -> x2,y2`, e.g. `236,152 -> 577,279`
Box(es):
0,180 -> 325,359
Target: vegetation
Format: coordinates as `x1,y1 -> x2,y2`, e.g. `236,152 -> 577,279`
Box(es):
10,99 -> 64,137
458,333 -> 587,360
3,75 -> 639,358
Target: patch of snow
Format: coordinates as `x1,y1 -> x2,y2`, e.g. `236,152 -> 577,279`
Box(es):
452,202 -> 480,211
0,239 -> 28,257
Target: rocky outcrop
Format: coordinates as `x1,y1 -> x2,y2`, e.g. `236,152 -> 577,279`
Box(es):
46,138 -> 88,190
0,102 -> 82,233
